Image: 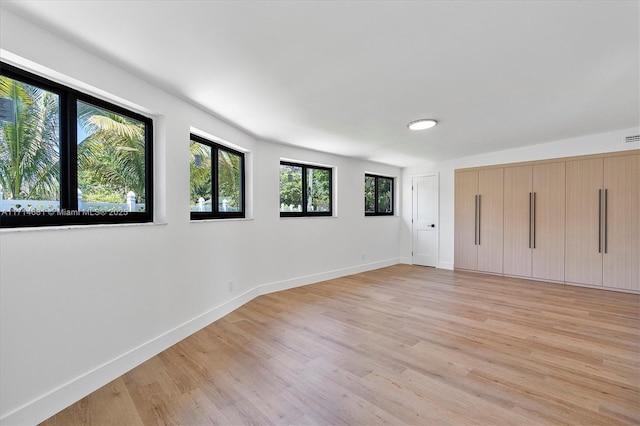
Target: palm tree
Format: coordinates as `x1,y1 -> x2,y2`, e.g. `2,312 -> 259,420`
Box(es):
1,76 -> 148,208
77,101 -> 147,203
217,149 -> 242,209
190,142 -> 242,210
190,141 -> 212,204
0,76 -> 60,200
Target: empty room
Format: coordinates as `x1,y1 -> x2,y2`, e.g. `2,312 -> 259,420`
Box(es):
0,1 -> 638,425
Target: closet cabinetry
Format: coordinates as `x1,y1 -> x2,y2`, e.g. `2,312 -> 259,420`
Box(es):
565,155 -> 639,291
503,162 -> 565,281
454,150 -> 639,293
565,159 -> 604,286
454,168 -> 503,273
603,155 -> 639,290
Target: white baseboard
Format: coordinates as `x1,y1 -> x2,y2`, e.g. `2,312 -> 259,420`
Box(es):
254,258 -> 402,295
438,261 -> 454,270
1,258 -> 401,426
400,257 -> 452,270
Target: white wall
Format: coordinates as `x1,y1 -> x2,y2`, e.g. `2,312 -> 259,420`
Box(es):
0,9 -> 402,425
401,127 -> 640,270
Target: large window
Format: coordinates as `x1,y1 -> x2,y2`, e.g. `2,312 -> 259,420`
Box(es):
0,62 -> 153,228
365,174 -> 394,215
190,133 -> 245,219
280,161 -> 332,216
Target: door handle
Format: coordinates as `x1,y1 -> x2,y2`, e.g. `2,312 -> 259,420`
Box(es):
529,192 -> 532,249
598,189 -> 602,253
477,194 -> 481,245
604,188 -> 608,254
474,195 -> 478,245
532,192 -> 536,249
429,224 -> 435,228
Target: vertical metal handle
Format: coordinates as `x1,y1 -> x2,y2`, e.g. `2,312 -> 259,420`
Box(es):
528,192 -> 532,249
604,189 -> 608,254
477,194 -> 481,245
598,189 -> 602,253
474,195 -> 478,245
532,192 -> 537,249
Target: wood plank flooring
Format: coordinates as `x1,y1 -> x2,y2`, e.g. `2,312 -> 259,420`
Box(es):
41,265 -> 640,425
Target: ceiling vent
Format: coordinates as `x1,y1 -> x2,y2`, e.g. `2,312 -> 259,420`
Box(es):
625,134 -> 640,143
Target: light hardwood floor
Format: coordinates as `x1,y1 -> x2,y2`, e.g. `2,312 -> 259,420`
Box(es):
41,265 -> 640,425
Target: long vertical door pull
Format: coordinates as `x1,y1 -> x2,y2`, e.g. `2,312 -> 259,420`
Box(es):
474,195 -> 478,245
528,192 -> 532,248
598,189 -> 602,253
477,194 -> 481,245
604,189 -> 608,254
532,192 -> 537,249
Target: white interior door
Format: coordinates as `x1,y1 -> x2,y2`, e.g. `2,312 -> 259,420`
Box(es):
412,174 -> 438,267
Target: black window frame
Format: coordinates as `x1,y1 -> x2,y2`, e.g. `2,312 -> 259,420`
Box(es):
280,161 -> 333,217
190,133 -> 246,220
0,61 -> 153,228
365,174 -> 394,216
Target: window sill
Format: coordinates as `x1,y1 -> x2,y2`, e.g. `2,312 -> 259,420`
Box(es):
0,221 -> 168,234
279,215 -> 337,219
190,217 -> 254,223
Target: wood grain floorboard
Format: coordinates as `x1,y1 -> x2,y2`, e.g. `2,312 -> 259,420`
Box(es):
40,265 -> 640,425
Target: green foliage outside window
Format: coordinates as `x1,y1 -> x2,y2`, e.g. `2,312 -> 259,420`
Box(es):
0,76 -> 148,207
218,149 -> 242,210
0,76 -> 60,201
307,168 -> 330,212
190,135 -> 244,217
77,101 -> 147,205
280,162 -> 332,215
377,177 -> 392,213
280,164 -> 302,210
365,175 -> 375,213
190,141 -> 212,211
365,174 -> 394,215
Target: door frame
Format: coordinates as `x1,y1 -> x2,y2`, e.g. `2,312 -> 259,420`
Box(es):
412,173 -> 439,267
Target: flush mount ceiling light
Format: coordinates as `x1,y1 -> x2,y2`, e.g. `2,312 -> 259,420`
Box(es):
407,119 -> 438,130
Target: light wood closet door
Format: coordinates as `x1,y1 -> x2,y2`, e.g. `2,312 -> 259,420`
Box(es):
477,168 -> 504,274
503,166 -> 532,277
565,159 -> 603,286
454,171 -> 478,270
532,162 -> 565,282
603,155 -> 639,290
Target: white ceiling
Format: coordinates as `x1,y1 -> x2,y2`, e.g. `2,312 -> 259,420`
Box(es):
3,0 -> 639,167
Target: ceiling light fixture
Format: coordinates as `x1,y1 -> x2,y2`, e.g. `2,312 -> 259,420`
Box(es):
407,119 -> 438,130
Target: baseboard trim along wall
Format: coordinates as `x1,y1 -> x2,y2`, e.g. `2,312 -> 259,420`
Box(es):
438,261 -> 454,270
0,258 -> 402,426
